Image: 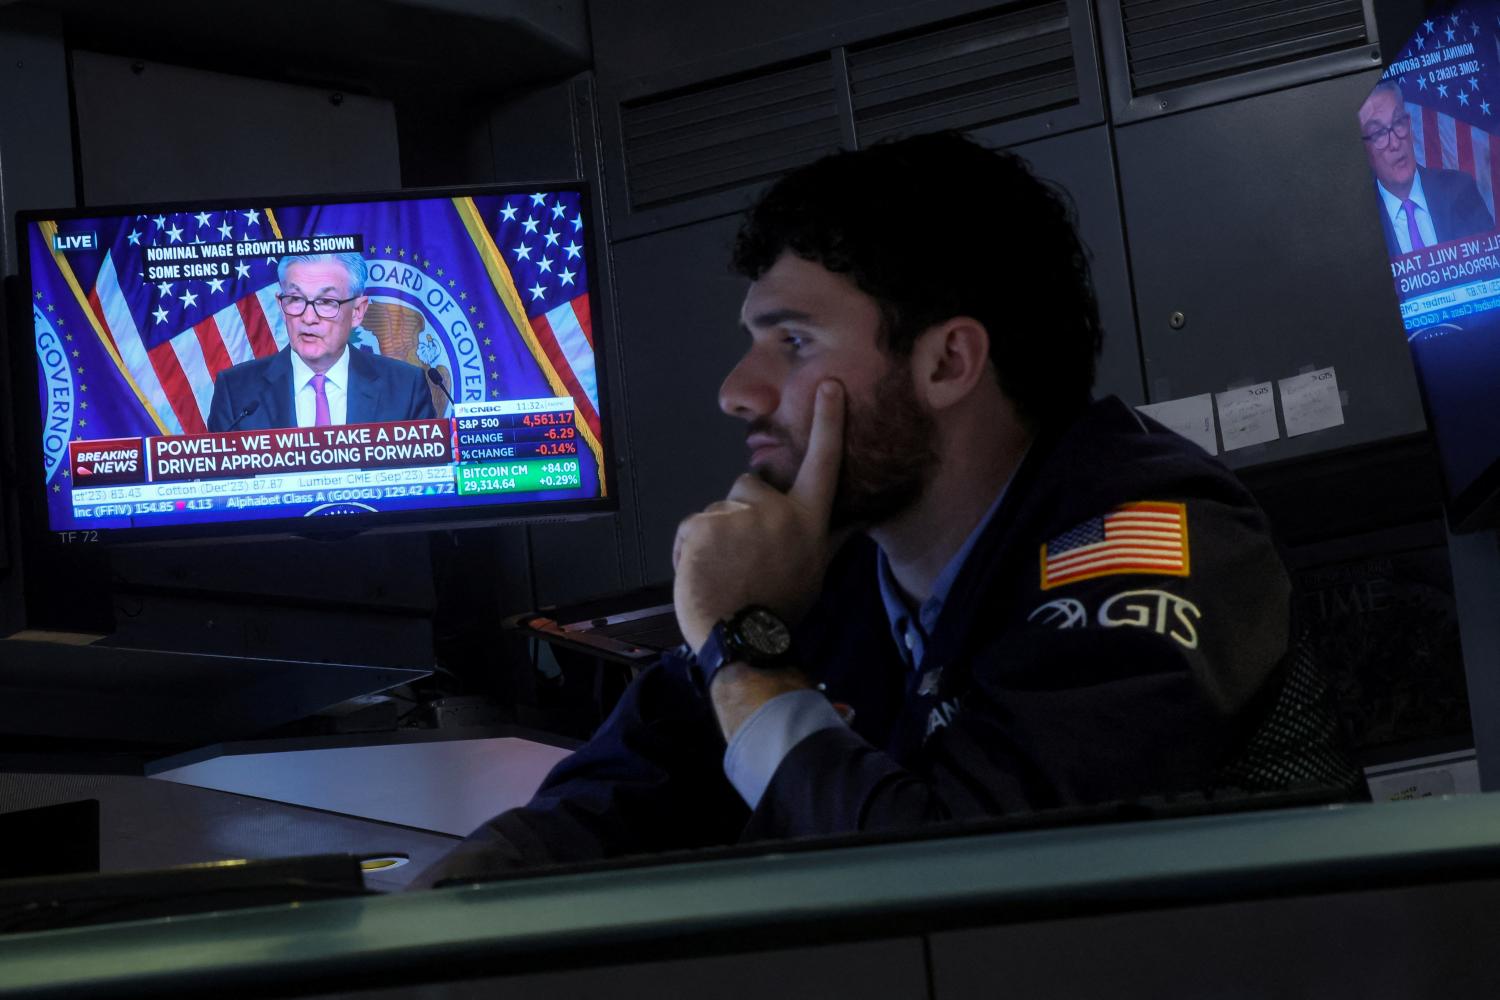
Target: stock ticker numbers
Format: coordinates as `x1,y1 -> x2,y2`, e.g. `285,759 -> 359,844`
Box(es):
453,398 -> 584,495
520,410 -> 574,428
456,458 -> 581,495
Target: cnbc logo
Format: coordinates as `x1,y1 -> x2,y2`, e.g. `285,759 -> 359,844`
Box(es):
53,231 -> 97,252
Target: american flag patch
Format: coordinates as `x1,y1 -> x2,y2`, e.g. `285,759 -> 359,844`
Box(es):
1040,501 -> 1189,590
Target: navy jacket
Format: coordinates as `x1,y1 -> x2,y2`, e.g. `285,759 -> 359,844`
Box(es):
417,397 -> 1314,883
1378,166 -> 1495,256
206,347 -> 436,431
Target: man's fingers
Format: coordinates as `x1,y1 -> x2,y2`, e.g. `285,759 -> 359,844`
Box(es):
726,474 -> 776,504
675,500 -> 753,569
702,498 -> 738,513
789,380 -> 844,519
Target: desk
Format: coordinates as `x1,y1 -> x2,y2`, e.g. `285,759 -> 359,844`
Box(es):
6,794 -> 1500,997
148,728 -> 576,836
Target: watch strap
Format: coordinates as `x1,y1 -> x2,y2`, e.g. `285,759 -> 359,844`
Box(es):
692,621 -> 737,691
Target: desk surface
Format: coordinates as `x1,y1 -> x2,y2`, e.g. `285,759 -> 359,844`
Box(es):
5,794 -> 1500,998
149,730 -> 576,837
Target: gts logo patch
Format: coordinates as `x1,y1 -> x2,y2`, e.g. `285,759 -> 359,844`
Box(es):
1028,589 -> 1202,650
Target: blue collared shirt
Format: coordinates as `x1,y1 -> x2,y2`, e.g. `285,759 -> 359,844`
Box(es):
722,481 -> 1013,809
875,484 -> 1010,674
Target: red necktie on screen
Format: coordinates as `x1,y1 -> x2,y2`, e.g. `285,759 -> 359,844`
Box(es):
311,373 -> 331,427
1402,199 -> 1426,252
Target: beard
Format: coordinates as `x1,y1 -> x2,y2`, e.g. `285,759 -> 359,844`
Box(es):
750,361 -> 939,530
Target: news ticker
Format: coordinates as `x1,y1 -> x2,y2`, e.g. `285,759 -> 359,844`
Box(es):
456,459 -> 583,494
453,399 -> 580,462
73,465 -> 452,517
1400,275 -> 1500,327
70,456 -> 585,517
67,397 -> 580,486
65,396 -> 587,516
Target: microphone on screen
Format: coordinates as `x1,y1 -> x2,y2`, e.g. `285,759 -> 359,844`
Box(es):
225,400 -> 261,430
427,367 -> 456,412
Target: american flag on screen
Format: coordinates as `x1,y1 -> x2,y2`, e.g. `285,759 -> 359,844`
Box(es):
1389,8 -> 1500,219
489,192 -> 599,434
41,209 -> 285,435
1040,502 -> 1190,590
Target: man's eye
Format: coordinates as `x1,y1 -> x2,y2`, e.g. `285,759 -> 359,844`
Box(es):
782,334 -> 808,351
312,298 -> 339,310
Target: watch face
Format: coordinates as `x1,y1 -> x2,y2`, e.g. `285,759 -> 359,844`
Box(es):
735,607 -> 792,658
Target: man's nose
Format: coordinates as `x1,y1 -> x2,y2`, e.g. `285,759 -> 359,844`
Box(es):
719,352 -> 776,420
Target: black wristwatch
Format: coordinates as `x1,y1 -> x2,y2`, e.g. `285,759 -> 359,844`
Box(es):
692,605 -> 794,691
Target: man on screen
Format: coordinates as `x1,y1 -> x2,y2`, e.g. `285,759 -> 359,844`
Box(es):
1360,80 -> 1494,256
414,133 -> 1357,886
206,250 -> 436,431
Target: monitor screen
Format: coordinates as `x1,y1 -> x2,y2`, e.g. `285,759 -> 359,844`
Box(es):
1360,8 -> 1500,529
14,183 -> 613,542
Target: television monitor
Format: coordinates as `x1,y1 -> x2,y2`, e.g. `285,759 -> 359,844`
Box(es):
1360,4 -> 1500,530
10,182 -> 614,545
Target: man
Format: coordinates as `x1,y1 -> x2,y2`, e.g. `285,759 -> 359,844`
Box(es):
1359,80 -> 1494,257
206,250 -> 436,431
414,133 -> 1354,886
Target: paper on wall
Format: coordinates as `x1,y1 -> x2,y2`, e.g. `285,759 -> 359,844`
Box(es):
1214,383 -> 1279,450
1278,367 -> 1345,437
1136,393 -> 1217,454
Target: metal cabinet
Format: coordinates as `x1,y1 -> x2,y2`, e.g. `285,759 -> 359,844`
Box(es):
1115,69 -> 1427,467
1005,123 -> 1147,405
611,217 -> 755,582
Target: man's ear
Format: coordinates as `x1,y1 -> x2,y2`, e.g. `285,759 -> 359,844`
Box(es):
909,316 -> 991,410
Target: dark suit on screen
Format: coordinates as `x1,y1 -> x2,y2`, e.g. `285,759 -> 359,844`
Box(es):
1378,165 -> 1495,256
206,347 -> 437,431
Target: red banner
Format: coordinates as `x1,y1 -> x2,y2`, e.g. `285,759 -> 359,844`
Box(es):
141,418 -> 453,483
69,437 -> 146,486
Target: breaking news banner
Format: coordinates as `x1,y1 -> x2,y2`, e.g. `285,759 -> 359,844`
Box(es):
29,189 -> 605,531
1362,2 -> 1500,494
63,401 -> 583,527
89,419 -> 454,485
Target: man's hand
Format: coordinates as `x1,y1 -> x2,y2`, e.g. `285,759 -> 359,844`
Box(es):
673,380 -> 846,653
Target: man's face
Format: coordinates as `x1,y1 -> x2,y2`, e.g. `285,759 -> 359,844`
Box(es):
1359,87 -> 1416,196
723,253 -> 938,527
281,260 -> 368,373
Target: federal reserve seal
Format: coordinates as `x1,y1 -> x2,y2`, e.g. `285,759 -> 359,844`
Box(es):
33,303 -> 75,483
358,257 -> 485,415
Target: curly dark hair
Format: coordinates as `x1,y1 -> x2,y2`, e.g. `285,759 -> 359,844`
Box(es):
732,131 -> 1101,429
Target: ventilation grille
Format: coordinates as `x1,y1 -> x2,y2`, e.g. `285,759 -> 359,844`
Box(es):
619,59 -> 842,211
848,2 -> 1077,146
1123,0 -> 1368,95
